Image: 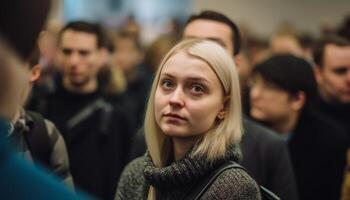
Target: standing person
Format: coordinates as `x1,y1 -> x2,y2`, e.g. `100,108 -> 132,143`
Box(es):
249,54 -> 348,200
128,10 -> 297,200
0,0 -> 90,198
313,36 -> 350,136
33,21 -> 132,200
116,39 -> 261,200
10,48 -> 74,187
113,31 -> 152,128
0,41 -> 90,200
312,36 -> 350,200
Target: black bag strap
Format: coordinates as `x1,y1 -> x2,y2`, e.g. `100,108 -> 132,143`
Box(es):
183,161 -> 280,200
24,111 -> 52,168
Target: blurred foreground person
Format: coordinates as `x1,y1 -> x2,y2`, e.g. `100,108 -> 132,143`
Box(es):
0,39 -> 90,200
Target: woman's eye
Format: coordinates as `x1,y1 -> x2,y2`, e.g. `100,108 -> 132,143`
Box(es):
161,80 -> 174,89
191,84 -> 205,94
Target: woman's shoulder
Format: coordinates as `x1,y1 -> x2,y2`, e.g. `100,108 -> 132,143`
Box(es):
119,156 -> 145,184
202,167 -> 261,200
115,156 -> 146,200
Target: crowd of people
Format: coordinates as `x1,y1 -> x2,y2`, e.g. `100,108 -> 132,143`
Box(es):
1,1 -> 350,200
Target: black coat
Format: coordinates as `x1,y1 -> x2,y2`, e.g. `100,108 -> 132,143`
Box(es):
128,117 -> 298,200
241,118 -> 298,200
315,97 -> 350,139
289,109 -> 348,200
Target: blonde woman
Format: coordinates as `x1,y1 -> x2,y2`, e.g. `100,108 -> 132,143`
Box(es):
115,39 -> 261,200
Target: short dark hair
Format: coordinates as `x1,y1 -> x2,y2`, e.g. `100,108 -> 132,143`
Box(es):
313,35 -> 350,68
185,10 -> 241,56
0,0 -> 50,59
253,54 -> 317,107
58,21 -> 106,49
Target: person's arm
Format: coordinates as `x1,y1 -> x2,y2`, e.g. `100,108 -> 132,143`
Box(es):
114,157 -> 145,200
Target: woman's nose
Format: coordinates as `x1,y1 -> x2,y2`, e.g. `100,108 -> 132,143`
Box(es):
169,88 -> 185,108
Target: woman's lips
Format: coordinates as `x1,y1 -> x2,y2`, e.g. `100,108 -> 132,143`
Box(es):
163,113 -> 186,121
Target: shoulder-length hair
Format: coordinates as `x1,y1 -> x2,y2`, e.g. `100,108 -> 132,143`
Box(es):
144,38 -> 242,167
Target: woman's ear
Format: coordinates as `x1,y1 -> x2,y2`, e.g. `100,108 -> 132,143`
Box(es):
217,111 -> 226,119
29,64 -> 41,83
217,96 -> 230,119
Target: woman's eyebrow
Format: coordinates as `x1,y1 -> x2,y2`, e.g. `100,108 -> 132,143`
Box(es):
160,73 -> 212,84
186,76 -> 211,85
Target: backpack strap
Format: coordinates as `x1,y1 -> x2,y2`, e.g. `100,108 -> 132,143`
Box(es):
24,111 -> 52,168
183,161 -> 280,200
66,98 -> 114,137
183,161 -> 243,200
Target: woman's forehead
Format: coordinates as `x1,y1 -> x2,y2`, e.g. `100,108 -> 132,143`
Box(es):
160,52 -> 217,81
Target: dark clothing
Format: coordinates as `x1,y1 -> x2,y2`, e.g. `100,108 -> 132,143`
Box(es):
288,109 -> 348,200
315,97 -> 350,138
128,117 -> 298,200
10,110 -> 74,187
32,81 -> 132,200
116,145 -> 261,200
0,118 -> 92,200
124,67 -> 153,128
241,118 -> 298,200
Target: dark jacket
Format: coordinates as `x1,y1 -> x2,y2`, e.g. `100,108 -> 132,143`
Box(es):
117,145 -> 261,200
123,67 -> 153,128
289,109 -> 348,200
241,118 -> 298,200
0,118 -> 92,200
128,117 -> 298,200
315,97 -> 350,138
32,82 -> 132,200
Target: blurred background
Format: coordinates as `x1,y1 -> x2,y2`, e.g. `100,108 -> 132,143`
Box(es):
48,0 -> 350,44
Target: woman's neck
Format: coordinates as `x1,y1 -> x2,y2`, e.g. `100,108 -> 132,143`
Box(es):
172,136 -> 199,161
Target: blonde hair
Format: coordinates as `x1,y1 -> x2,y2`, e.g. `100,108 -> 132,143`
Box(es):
144,39 -> 243,199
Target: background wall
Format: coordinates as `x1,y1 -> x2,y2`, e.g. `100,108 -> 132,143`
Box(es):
192,0 -> 350,37
47,0 -> 350,40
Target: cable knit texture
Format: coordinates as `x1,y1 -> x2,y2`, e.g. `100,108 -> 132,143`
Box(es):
115,145 -> 261,200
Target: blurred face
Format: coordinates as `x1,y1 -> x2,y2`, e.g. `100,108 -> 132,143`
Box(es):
315,44 -> 350,104
113,37 -> 142,75
250,75 -> 296,124
38,31 -> 57,65
0,47 -> 27,122
270,35 -> 303,56
154,52 -> 225,138
58,30 -> 101,88
183,19 -> 234,56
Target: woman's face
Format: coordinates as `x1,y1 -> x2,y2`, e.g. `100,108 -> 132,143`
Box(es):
154,52 -> 225,139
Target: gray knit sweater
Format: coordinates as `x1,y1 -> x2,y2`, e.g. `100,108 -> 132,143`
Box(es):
115,145 -> 261,200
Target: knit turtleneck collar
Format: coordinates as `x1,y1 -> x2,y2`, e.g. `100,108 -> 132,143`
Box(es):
143,144 -> 242,190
